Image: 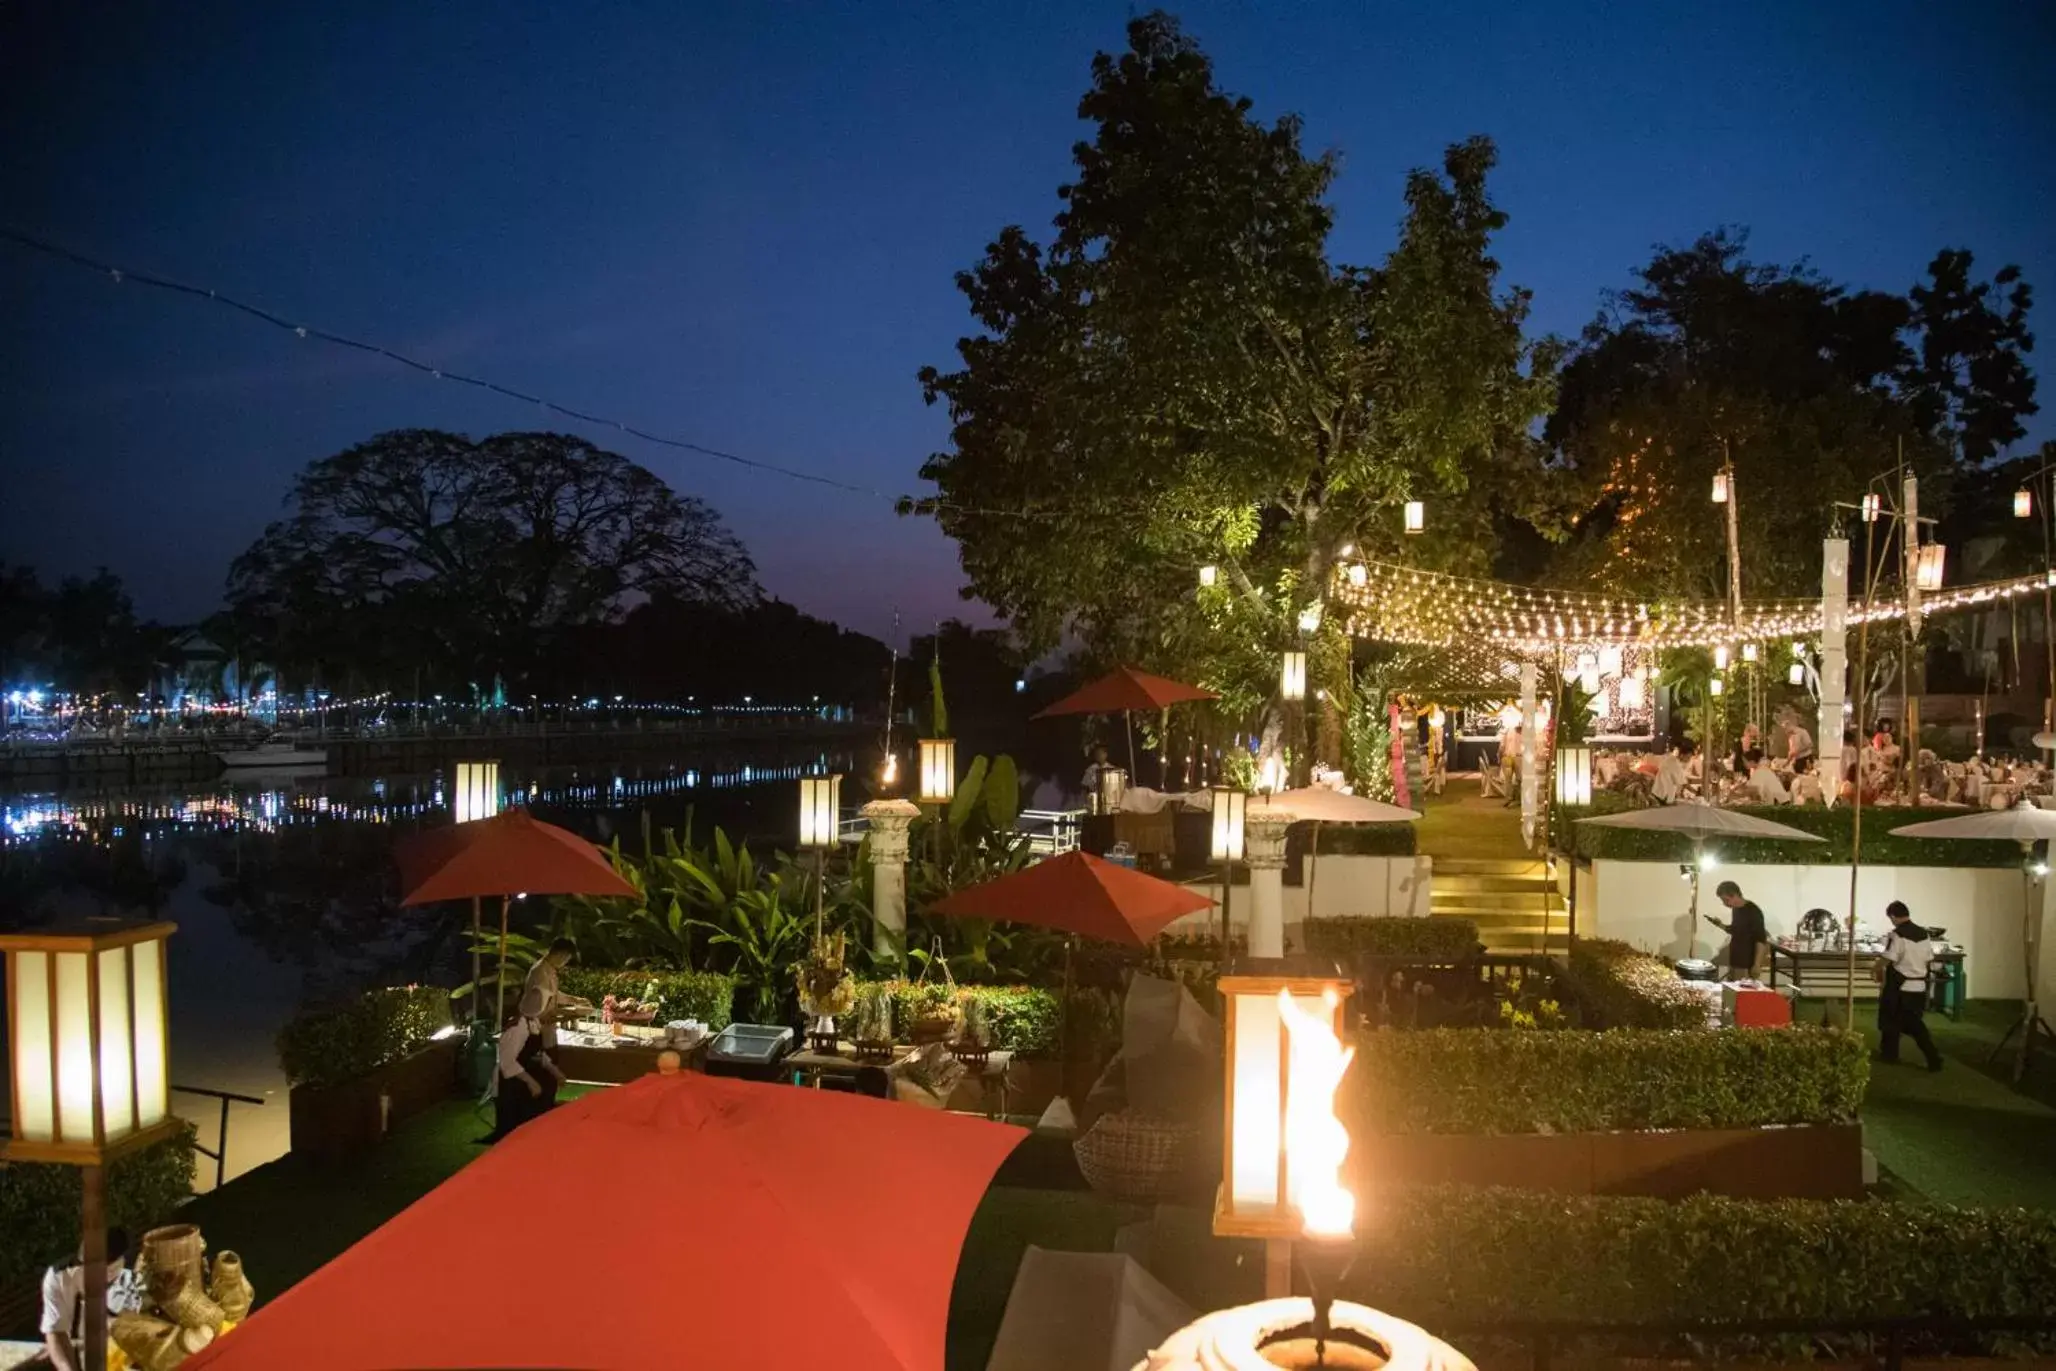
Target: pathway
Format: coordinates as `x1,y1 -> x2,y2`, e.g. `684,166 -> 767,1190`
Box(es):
1415,781 -> 1566,953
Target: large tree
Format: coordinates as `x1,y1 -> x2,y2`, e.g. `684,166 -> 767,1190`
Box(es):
915,13 -> 1555,721
227,429 -> 758,692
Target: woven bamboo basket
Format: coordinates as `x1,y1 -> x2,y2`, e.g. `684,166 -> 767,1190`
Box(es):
140,1225 -> 206,1297
1072,1109 -> 1201,1202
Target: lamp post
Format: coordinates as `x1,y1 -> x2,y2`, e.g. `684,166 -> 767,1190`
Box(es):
1712,446 -> 1742,629
1210,787 -> 1247,970
1280,650 -> 1307,789
453,760 -> 500,1023
2,920 -> 179,1371
798,774 -> 842,938
917,737 -> 955,863
2015,465 -> 2056,753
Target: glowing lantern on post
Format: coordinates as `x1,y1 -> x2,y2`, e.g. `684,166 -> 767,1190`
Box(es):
1861,492 -> 1882,523
1710,471 -> 1730,504
1710,677 -> 1726,697
1788,662 -> 1806,686
453,760 -> 500,823
1210,787 -> 1247,863
1199,564 -> 1219,588
1403,500 -> 1425,534
1915,543 -> 1946,591
917,739 -> 956,805
3,920 -> 179,1371
1215,975 -> 1357,1297
1741,642 -> 1759,663
1347,563 -> 1367,587
1554,744 -> 1593,806
798,774 -> 842,850
2016,488 -> 2034,520
1713,644 -> 1731,671
1280,651 -> 1307,703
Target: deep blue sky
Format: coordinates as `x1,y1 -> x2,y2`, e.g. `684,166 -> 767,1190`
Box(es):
3,2 -> 2051,645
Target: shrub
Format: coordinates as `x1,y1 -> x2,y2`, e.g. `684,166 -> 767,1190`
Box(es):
867,981 -> 1063,1057
1304,916 -> 1479,962
1310,824 -> 1418,856
1561,802 -> 2019,867
1345,1187 -> 2056,1352
277,986 -> 452,1090
0,1125 -> 197,1289
559,967 -> 735,1030
1564,938 -> 1707,1029
1346,1025 -> 1868,1135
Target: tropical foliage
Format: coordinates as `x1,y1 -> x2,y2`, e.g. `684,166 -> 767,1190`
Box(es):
277,985 -> 452,1090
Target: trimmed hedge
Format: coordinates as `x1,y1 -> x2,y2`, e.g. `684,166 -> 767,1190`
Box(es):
1564,938 -> 1708,1029
1304,916 -> 1479,962
1347,1025 -> 1868,1135
558,968 -> 735,1031
1308,824 -> 1418,856
866,981 -> 1063,1057
277,985 -> 452,1090
1562,799 -> 2021,867
0,1125 -> 197,1289
1345,1187 -> 2056,1345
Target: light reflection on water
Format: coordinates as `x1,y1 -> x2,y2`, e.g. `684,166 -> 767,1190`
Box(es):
0,748 -> 854,1188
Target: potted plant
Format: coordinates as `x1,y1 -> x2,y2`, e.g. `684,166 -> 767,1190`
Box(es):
904,981 -> 961,1045
795,933 -> 857,1053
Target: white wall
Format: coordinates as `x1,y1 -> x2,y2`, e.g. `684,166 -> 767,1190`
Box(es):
1585,858 -> 2033,1000
1163,855 -> 1433,946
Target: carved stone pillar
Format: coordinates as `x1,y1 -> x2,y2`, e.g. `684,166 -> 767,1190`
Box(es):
1244,809 -> 1293,958
861,799 -> 920,959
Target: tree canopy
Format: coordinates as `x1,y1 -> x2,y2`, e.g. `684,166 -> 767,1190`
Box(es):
225,429 -> 759,692
916,12 -> 1555,712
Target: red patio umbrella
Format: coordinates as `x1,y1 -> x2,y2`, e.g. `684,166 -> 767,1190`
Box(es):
182,1072 -> 1025,1371
928,850 -> 1213,948
1033,665 -> 1217,781
396,807 -> 637,1017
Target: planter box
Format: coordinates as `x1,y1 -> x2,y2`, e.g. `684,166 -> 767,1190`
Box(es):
1354,1123 -> 1863,1200
288,1039 -> 459,1165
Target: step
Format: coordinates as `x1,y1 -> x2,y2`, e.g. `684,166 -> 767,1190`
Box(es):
1431,903 -> 1567,923
1433,858 -> 1549,877
1434,873 -> 1560,895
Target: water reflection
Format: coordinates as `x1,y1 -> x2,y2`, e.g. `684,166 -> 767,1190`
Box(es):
0,747 -> 854,1187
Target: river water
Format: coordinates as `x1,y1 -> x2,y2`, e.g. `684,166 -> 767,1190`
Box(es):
0,741 -> 874,1188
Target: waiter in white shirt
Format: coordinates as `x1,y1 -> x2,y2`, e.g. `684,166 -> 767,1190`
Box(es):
1876,901 -> 1943,1071
488,987 -> 565,1142
40,1228 -> 141,1371
1745,749 -> 1789,804
522,937 -> 592,1047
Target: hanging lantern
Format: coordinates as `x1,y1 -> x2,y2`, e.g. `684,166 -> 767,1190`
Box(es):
798,774 -> 842,849
1199,564 -> 1219,588
1710,677 -> 1726,697
1791,640 -> 1806,659
1280,651 -> 1307,702
1713,645 -> 1731,670
1403,501 -> 1425,534
1617,675 -> 1646,710
917,739 -> 956,804
1915,543 -> 1947,591
1741,642 -> 1759,663
453,760 -> 500,824
1788,662 -> 1806,686
1209,787 -> 1248,862
1554,744 -> 1593,806
1298,604 -> 1323,634
1710,470 -> 1730,504
1214,975 -> 1356,1239
1347,564 -> 1367,587
2016,488 -> 2034,520
1597,645 -> 1623,677
1861,492 -> 1882,522
2,921 -> 177,1165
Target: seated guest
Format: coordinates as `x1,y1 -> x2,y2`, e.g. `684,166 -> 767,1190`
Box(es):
1746,748 -> 1789,804
1788,754 -> 1824,805
1778,705 -> 1814,765
1654,738 -> 1695,802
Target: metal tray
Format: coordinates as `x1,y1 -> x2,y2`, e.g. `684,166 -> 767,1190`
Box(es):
708,1023 -> 793,1065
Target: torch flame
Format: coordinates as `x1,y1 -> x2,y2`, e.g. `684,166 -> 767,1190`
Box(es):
881,752 -> 899,787
1278,987 -> 1356,1239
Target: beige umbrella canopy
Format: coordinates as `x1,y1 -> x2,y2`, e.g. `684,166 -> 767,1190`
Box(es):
1891,805 -> 2056,1080
1576,803 -> 1828,958
1253,788 -> 1421,912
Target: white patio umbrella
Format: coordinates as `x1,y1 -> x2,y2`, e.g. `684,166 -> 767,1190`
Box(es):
1891,804 -> 2056,1080
1575,803 -> 1828,958
1254,787 -> 1421,914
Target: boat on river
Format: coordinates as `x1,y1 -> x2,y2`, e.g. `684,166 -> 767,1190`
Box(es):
216,741 -> 328,771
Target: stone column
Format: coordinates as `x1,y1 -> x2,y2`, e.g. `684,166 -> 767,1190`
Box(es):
860,798 -> 920,960
1244,809 -> 1294,958
1519,660 -> 1540,849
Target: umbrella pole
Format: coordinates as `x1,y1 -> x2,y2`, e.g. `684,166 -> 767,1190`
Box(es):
1688,840 -> 1702,961
1307,821 -> 1321,922
496,895 -> 511,1022
469,895 -> 482,1022
1060,935 -> 1075,1107
1125,711 -> 1137,781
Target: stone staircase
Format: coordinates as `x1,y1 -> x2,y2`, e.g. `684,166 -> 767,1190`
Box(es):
1430,856 -> 1569,954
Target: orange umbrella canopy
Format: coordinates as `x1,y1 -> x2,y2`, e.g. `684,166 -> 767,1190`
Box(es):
396,807 -> 636,905
928,850 -> 1214,947
181,1072 -> 1025,1371
1032,665 -> 1217,718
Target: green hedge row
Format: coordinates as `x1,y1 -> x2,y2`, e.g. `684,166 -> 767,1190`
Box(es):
1346,1025 -> 1869,1135
0,1126 -> 197,1289
1563,938 -> 1708,1030
867,981 -> 1063,1057
558,968 -> 735,1031
1345,1187 -> 2056,1344
1561,799 -> 2021,867
1304,916 -> 1479,961
277,985 -> 452,1090
1308,824 -> 1418,857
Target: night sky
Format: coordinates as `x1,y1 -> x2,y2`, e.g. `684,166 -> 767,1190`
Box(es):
3,2 -> 2051,645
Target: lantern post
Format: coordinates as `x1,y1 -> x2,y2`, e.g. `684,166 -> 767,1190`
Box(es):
452,760 -> 501,1022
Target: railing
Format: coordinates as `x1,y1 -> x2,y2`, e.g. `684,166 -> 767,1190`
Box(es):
1430,1314 -> 2056,1371
832,807 -> 1085,856
170,1084 -> 266,1191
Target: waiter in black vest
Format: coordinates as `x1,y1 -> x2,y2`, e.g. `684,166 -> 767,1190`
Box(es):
1877,901 -> 1944,1071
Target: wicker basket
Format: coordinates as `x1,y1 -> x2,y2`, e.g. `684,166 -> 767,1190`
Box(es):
1073,1109 -> 1202,1202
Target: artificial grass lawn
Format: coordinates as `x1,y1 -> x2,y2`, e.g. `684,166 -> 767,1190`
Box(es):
1845,998 -> 2056,1210
180,1085 -> 1133,1370
1413,783 -> 1528,861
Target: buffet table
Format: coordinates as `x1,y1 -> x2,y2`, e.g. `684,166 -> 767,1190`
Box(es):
549,1021 -> 709,1083
1767,940 -> 1965,1016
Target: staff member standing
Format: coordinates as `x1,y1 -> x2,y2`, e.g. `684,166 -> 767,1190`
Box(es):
1877,901 -> 1944,1071
522,937 -> 592,1047
1704,880 -> 1769,978
487,987 -> 565,1142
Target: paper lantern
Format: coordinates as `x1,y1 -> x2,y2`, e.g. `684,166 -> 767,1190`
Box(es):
1297,605 -> 1323,634
1915,543 -> 1946,591
2016,488 -> 2034,520
1215,976 -> 1356,1239
1710,677 -> 1725,697
1210,787 -> 1248,863
1710,471 -> 1729,504
1861,492 -> 1882,523
1713,645 -> 1730,670
1199,564 -> 1219,588
2,921 -> 177,1165
1598,645 -> 1623,677
1347,563 -> 1367,587
1617,675 -> 1646,710
1554,745 -> 1593,806
1791,641 -> 1806,659
798,774 -> 842,849
1280,651 -> 1307,703
917,739 -> 956,804
1741,642 -> 1759,663
453,760 -> 500,824
1788,662 -> 1806,686
1403,501 -> 1425,534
